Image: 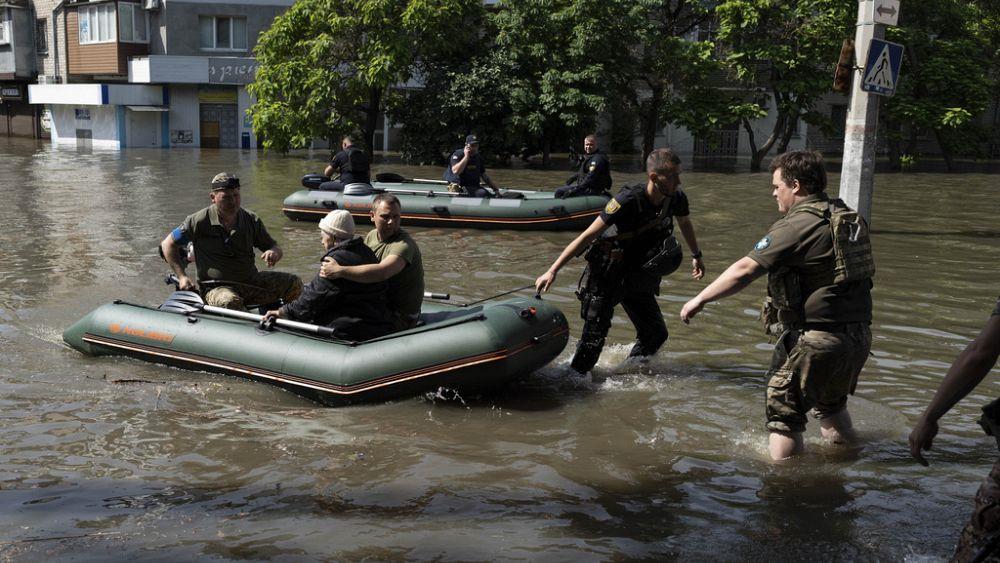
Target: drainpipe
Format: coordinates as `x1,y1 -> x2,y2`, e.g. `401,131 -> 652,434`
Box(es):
51,0 -> 66,82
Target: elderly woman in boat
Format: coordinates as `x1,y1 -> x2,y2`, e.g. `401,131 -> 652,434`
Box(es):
264,210 -> 395,340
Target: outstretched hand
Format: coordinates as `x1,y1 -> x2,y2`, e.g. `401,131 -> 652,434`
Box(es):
535,271 -> 556,294
680,297 -> 704,324
909,417 -> 939,466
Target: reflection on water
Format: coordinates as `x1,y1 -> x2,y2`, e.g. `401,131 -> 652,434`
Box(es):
1,137 -> 999,559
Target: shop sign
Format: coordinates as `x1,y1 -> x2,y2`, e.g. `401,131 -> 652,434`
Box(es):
208,58 -> 259,85
197,85 -> 237,103
0,86 -> 22,100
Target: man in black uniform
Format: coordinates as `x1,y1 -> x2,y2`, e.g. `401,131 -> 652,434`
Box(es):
443,134 -> 500,197
535,147 -> 706,374
554,134 -> 612,198
322,135 -> 370,191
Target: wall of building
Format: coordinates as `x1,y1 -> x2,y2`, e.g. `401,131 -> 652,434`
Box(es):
161,0 -> 290,57
12,6 -> 34,77
166,83 -> 198,146
49,103 -> 119,148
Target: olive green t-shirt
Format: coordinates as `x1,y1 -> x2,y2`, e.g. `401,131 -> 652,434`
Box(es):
364,228 -> 424,317
178,206 -> 276,283
747,194 -> 872,324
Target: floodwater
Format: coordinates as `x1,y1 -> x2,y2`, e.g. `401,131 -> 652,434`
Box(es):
1,137 -> 998,561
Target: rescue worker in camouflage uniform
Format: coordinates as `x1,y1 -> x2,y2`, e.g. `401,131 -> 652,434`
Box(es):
680,150 -> 874,460
160,172 -> 303,311
910,297 -> 1000,561
535,147 -> 706,374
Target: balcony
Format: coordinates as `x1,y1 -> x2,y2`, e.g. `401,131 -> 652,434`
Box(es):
66,1 -> 149,78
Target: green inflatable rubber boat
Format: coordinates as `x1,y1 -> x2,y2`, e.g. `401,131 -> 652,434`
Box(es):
63,292 -> 569,406
282,174 -> 610,231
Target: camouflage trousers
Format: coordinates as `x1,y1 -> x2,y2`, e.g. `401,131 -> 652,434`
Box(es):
765,323 -> 871,433
204,271 -> 303,311
952,459 -> 1000,562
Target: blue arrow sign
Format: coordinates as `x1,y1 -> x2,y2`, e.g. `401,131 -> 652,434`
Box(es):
862,38 -> 904,96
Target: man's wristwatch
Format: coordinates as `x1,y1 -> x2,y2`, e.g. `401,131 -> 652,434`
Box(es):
691,250 -> 703,260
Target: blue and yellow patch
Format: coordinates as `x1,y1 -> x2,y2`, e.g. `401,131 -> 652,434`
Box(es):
589,162 -> 596,172
604,199 -> 621,214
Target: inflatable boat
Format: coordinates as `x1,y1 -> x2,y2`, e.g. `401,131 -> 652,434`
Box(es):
281,173 -> 610,231
63,292 -> 569,406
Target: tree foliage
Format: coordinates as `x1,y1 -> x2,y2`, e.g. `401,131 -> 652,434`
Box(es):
248,0 -> 483,153
715,0 -> 855,171
883,1 -> 996,170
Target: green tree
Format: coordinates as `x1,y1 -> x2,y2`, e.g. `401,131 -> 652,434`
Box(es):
715,0 -> 854,171
248,0 -> 484,154
883,1 -> 995,171
596,0 -> 729,162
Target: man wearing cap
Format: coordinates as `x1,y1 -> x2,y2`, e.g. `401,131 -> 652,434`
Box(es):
322,135 -> 370,191
319,193 -> 425,332
264,210 -> 394,340
554,134 -> 612,199
160,172 -> 303,310
443,134 -> 501,198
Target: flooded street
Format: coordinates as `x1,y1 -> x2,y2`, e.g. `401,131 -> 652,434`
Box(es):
1,137 -> 998,560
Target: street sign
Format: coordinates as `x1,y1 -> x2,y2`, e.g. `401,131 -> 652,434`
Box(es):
861,38 -> 904,96
871,0 -> 900,26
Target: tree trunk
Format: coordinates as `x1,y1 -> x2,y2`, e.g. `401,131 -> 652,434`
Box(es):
744,111 -> 785,172
541,134 -> 552,169
362,87 -> 382,160
775,112 -> 798,154
933,128 -> 955,172
639,84 -> 664,163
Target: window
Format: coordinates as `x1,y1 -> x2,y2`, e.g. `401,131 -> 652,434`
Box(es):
36,19 -> 48,53
118,3 -> 148,43
199,16 -> 247,51
79,3 -> 117,44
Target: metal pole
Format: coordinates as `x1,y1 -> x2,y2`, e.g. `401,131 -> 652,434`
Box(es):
839,0 -> 883,224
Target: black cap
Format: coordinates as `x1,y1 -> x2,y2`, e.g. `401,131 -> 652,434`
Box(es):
465,134 -> 479,145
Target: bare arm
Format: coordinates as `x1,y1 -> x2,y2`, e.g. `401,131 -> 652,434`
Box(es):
451,148 -> 472,175
260,244 -> 283,267
323,164 -> 335,177
160,234 -> 196,291
909,312 -> 1000,465
321,254 -> 406,283
535,216 -> 608,293
680,256 -> 766,323
676,215 -> 705,280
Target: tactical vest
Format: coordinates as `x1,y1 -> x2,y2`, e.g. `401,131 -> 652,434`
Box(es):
762,198 -> 875,335
585,186 -> 673,275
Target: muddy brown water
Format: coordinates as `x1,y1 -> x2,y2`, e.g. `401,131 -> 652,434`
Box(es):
1,137 -> 998,560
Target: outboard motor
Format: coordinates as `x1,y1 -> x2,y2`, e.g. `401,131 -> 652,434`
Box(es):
302,173 -> 330,189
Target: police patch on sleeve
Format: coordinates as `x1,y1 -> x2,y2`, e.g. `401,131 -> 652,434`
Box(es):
604,199 -> 621,214
589,162 -> 597,172
754,235 -> 771,251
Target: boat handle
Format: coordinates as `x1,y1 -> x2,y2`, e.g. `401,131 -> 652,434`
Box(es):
321,200 -> 337,209
549,205 -> 568,216
431,206 -> 448,214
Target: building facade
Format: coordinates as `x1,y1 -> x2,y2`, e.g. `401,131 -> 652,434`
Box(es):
0,0 -> 42,137
28,0 -> 291,148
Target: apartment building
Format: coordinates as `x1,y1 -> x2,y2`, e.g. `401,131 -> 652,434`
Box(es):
28,0 -> 291,148
0,0 -> 42,137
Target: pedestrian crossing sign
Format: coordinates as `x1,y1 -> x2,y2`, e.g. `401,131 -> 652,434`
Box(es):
861,38 -> 904,96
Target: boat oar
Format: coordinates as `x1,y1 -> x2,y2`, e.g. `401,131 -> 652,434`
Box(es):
375,172 -> 449,185
159,291 -> 337,338
424,291 -> 450,300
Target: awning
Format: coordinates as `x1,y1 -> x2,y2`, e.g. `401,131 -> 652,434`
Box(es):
125,105 -> 169,112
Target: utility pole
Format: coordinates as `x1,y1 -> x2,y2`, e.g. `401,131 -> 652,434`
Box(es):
839,0 -> 901,225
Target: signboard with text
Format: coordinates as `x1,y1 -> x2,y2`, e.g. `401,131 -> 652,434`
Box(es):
0,86 -> 22,100
208,58 -> 259,85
